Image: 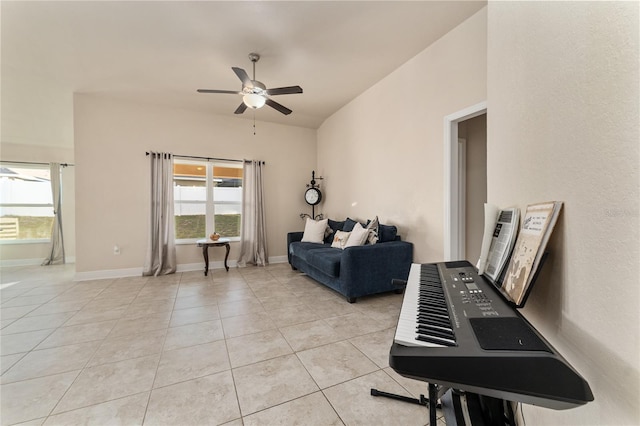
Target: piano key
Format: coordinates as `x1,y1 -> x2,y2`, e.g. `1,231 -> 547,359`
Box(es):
418,304 -> 449,313
416,334 -> 457,347
395,263 -> 457,348
417,325 -> 456,340
417,317 -> 452,330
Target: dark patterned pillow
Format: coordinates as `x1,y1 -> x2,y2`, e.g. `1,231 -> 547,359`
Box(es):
365,216 -> 379,245
378,224 -> 398,242
343,217 -> 359,232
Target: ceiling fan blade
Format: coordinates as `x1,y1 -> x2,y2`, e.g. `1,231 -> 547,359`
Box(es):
265,86 -> 303,96
232,67 -> 252,87
265,98 -> 292,115
197,89 -> 242,94
234,103 -> 248,115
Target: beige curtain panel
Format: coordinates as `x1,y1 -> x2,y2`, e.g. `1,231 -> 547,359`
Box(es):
237,160 -> 268,267
143,152 -> 177,276
42,162 -> 65,266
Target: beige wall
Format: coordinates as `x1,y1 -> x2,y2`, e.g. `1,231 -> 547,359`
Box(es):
488,2 -> 639,424
74,95 -> 316,275
317,8 -> 487,262
318,2 -> 639,424
0,142 -> 76,265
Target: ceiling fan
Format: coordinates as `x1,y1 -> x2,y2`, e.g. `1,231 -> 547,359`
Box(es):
197,53 -> 303,115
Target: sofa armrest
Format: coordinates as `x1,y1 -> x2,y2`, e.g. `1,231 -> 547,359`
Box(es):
340,241 -> 413,298
287,232 -> 304,263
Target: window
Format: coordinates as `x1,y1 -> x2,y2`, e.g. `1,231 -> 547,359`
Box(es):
173,159 -> 243,242
0,163 -> 53,242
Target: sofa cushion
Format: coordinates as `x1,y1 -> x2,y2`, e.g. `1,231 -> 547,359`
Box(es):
307,248 -> 342,277
290,241 -> 331,263
301,218 -> 328,243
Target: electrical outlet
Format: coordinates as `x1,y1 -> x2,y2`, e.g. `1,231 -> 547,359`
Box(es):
113,245 -> 120,255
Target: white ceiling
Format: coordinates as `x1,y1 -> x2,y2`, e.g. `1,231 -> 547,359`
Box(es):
1,1 -> 486,148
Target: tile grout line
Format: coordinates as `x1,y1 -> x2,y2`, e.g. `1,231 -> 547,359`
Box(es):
138,271 -> 185,426
41,275 -> 144,422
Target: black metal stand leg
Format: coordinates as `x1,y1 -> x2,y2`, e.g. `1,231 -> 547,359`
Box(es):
428,383 -> 438,426
371,384 -> 442,426
370,388 -> 427,406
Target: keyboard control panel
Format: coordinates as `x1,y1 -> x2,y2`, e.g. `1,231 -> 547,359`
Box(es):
449,270 -> 499,317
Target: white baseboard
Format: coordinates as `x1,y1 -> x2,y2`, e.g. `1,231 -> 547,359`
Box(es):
74,267 -> 144,281
1,256 -> 76,268
0,258 -> 43,267
73,256 -> 287,282
176,260 -> 238,273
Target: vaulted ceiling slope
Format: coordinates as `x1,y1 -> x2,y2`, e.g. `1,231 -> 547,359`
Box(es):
1,1 -> 486,147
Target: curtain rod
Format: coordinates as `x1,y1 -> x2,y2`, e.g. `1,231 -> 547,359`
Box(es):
145,152 -> 264,164
0,160 -> 74,167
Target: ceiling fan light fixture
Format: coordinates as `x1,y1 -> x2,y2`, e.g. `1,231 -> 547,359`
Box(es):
243,93 -> 266,109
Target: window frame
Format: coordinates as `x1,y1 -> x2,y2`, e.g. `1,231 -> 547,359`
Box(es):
173,159 -> 242,245
0,162 -> 54,244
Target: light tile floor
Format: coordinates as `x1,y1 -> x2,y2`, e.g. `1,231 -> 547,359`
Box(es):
0,263 -> 444,425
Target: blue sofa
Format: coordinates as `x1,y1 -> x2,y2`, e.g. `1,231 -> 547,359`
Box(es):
287,219 -> 413,303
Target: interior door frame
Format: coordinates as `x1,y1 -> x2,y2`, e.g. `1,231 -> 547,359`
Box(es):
443,101 -> 487,261
457,137 -> 467,259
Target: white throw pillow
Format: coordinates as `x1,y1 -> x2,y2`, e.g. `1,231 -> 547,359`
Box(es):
331,230 -> 351,249
344,222 -> 369,248
301,218 -> 328,243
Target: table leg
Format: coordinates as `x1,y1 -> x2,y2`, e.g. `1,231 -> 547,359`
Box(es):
202,246 -> 209,276
224,243 -> 230,271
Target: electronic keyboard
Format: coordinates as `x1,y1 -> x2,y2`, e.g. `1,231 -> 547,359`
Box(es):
390,261 -> 594,410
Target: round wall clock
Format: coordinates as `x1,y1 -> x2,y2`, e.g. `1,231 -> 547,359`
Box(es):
305,187 -> 322,206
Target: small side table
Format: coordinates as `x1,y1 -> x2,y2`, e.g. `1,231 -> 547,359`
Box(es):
196,238 -> 231,276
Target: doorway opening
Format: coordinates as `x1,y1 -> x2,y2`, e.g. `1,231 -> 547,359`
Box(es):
444,102 -> 487,261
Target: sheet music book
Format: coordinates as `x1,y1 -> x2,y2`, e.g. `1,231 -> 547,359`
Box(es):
501,201 -> 563,306
476,204 -> 520,283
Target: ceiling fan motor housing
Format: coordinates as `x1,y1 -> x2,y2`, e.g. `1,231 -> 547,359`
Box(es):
244,80 -> 266,95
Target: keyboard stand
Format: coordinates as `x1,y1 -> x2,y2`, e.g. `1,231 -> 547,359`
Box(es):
440,389 -> 517,426
370,388 -> 428,406
370,383 -> 445,426
369,277 -> 442,426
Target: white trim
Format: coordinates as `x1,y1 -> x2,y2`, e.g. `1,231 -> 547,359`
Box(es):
176,262 -> 207,273
74,267 -> 143,281
0,239 -> 52,245
268,255 -> 288,264
444,101 -> 487,261
458,138 -> 467,257
176,236 -> 240,245
1,256 -> 76,268
0,258 -> 45,267
177,260 -> 239,273
73,256 -> 289,281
